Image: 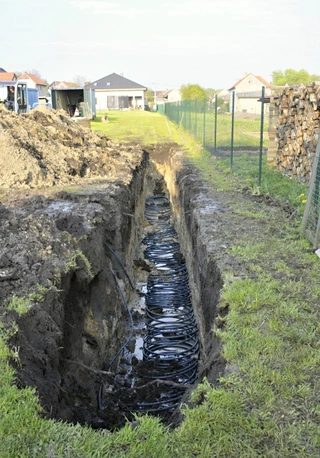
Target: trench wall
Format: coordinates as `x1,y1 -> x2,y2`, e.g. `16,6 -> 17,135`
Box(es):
12,152 -> 150,423
269,83 -> 320,184
156,150 -> 223,359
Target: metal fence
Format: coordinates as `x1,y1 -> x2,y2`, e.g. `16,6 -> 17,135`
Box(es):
301,136 -> 320,247
164,89 -> 268,185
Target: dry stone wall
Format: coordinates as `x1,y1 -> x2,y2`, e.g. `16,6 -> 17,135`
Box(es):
270,83 -> 320,184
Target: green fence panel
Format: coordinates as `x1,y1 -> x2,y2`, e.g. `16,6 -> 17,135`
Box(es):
164,94 -> 269,185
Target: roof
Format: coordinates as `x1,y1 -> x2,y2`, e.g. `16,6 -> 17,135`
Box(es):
229,73 -> 270,91
18,72 -> 47,86
0,72 -> 16,81
86,73 -> 147,90
236,89 -> 271,98
156,89 -> 176,98
49,81 -> 80,89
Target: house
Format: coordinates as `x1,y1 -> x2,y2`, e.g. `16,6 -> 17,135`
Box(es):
85,73 -> 147,110
0,72 -> 17,81
156,89 -> 181,105
228,72 -> 271,114
18,72 -> 48,97
49,81 -> 80,90
217,89 -> 229,101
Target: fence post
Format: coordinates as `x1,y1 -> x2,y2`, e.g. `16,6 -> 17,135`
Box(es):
203,98 -> 206,147
214,94 -> 217,155
195,99 -> 198,140
258,86 -> 265,186
231,90 -> 235,168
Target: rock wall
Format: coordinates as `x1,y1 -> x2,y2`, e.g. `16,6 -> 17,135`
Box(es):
270,83 -> 320,184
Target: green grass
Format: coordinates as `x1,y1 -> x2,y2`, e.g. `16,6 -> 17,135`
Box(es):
91,110 -> 183,145
0,111 -> 319,457
165,108 -> 268,148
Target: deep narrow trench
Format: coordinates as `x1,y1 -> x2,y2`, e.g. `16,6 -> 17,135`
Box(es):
10,148 -> 225,431
97,193 -> 200,425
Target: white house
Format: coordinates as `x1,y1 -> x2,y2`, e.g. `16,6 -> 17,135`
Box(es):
18,72 -> 48,97
229,72 -> 271,114
85,73 -> 147,111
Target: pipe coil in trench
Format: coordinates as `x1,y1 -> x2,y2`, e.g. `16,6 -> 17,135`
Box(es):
136,195 -> 199,413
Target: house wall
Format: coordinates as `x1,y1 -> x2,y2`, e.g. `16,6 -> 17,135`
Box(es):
235,75 -> 264,93
23,78 -> 47,97
167,89 -> 181,103
235,96 -> 269,115
232,75 -> 269,114
95,89 -> 145,110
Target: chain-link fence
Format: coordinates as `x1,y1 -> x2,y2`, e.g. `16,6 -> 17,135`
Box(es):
301,137 -> 320,247
164,89 -> 268,186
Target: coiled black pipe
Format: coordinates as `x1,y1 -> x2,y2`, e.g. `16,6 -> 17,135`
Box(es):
133,195 -> 199,413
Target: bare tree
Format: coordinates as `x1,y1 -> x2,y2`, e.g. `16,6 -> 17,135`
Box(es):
73,75 -> 87,88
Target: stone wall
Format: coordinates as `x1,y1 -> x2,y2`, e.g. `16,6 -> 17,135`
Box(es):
268,83 -> 320,184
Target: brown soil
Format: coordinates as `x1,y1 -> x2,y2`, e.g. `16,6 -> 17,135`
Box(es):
0,104 -> 144,192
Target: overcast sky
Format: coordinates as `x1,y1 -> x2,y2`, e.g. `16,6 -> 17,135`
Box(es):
1,0 -> 319,90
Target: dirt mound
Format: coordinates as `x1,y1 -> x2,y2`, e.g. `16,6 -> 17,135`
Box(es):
0,105 -> 143,190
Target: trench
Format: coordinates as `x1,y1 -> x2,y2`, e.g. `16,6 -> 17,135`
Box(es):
11,145 -> 225,430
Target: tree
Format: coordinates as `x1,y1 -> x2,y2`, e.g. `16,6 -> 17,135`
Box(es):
205,88 -> 221,99
180,84 -> 206,101
271,69 -> 320,86
145,89 -> 154,108
73,75 -> 87,87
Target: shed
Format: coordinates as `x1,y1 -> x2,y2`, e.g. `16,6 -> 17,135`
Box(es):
50,87 -> 96,119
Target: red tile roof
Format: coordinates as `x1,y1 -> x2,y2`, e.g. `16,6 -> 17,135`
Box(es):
18,72 -> 47,86
229,73 -> 270,90
0,72 -> 16,81
49,81 -> 80,89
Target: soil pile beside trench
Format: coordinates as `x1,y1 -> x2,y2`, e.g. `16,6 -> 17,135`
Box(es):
0,104 -> 143,190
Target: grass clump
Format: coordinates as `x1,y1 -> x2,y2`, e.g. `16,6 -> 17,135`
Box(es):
65,248 -> 94,279
5,296 -> 31,314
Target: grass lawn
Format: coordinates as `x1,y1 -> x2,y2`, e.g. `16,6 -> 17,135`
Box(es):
0,110 -> 319,457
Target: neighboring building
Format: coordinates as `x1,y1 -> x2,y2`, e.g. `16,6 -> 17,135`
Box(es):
217,89 -> 229,101
49,81 -> 80,90
18,72 -> 48,97
85,73 -> 147,110
228,72 -> 271,114
156,88 -> 181,105
0,72 -> 17,81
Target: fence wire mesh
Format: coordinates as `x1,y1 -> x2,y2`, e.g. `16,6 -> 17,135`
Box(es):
301,137 -> 320,247
164,91 -> 268,186
162,91 -> 320,249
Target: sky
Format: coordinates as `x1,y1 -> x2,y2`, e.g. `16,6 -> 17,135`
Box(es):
1,0 -> 320,90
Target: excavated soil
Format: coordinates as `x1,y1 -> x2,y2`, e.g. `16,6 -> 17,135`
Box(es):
0,105 -> 304,430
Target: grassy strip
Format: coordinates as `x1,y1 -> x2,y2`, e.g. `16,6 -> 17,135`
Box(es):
91,110 -> 182,145
0,111 -> 319,457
